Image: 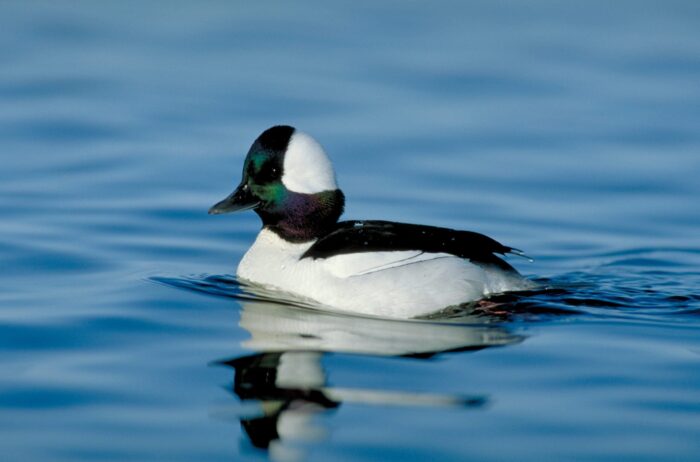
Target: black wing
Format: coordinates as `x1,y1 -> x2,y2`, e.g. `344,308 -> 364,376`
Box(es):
301,220 -> 526,272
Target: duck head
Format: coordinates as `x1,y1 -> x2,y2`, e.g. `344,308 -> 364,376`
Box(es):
209,125 -> 345,243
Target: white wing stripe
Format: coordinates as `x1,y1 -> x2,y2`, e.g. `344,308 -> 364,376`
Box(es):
323,251 -> 455,278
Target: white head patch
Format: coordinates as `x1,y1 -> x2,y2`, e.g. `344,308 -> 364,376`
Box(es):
282,130 -> 338,194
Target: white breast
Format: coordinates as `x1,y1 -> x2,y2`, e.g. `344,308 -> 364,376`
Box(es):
237,229 -> 531,318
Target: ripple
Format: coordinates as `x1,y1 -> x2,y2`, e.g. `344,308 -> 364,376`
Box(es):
151,269 -> 700,326
3,118 -> 126,143
0,77 -> 118,100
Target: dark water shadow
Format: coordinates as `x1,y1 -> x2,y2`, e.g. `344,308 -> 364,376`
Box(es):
151,274 -> 533,459
209,296 -> 517,460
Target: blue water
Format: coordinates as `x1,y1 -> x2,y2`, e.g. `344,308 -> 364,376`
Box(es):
2,1 -> 700,461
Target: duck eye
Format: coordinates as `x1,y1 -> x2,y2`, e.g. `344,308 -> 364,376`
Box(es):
256,162 -> 280,183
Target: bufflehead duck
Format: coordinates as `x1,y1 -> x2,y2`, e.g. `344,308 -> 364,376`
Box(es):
209,125 -> 533,318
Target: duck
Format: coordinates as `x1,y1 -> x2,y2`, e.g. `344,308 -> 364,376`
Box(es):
209,125 -> 534,318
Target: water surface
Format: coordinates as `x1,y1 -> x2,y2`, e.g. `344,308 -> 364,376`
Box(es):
1,1 -> 700,461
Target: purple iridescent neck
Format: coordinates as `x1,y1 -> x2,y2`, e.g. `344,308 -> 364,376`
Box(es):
257,189 -> 345,243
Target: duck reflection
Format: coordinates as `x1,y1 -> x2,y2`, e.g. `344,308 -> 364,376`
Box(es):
214,299 -> 522,460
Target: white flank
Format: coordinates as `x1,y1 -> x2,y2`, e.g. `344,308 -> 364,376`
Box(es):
237,229 -> 534,319
282,130 -> 338,194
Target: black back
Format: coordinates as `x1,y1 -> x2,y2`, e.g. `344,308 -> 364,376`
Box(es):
301,220 -> 520,272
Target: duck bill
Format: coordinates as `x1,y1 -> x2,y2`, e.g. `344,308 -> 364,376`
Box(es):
208,184 -> 260,215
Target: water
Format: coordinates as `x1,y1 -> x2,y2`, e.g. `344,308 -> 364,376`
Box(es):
2,1 -> 700,460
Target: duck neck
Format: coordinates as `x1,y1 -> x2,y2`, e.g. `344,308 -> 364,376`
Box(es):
257,189 -> 345,243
